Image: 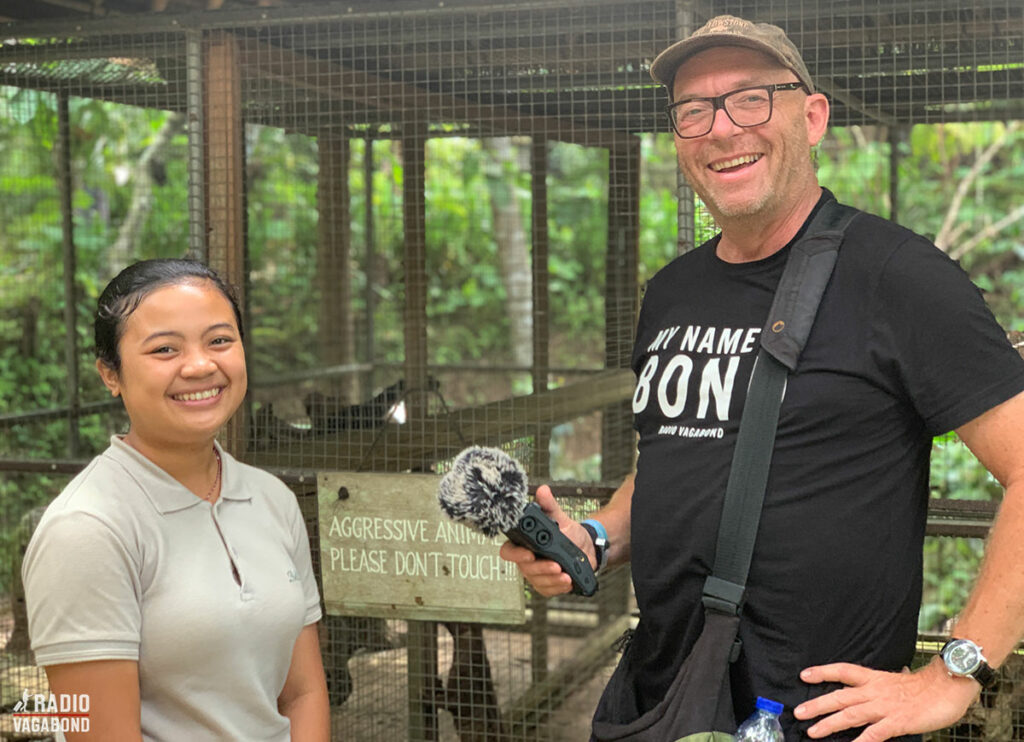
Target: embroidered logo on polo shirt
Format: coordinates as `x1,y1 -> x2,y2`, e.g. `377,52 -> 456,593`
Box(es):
287,569 -> 300,583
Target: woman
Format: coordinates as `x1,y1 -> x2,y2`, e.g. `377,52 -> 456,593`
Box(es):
22,259 -> 329,741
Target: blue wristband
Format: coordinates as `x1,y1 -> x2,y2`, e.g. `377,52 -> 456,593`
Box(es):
581,519 -> 609,572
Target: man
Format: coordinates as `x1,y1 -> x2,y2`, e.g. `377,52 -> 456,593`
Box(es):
500,15 -> 1024,742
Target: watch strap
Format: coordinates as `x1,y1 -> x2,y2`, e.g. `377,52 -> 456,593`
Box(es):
581,519 -> 609,572
940,639 -> 999,690
972,661 -> 998,690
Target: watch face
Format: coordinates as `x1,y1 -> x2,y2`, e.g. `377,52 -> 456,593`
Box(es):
945,640 -> 982,674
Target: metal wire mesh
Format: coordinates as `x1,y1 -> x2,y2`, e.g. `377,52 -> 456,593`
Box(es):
0,0 -> 1021,739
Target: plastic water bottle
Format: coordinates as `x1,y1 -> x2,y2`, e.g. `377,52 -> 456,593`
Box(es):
734,696 -> 784,742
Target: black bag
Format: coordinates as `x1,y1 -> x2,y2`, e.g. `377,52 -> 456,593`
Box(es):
591,199 -> 859,742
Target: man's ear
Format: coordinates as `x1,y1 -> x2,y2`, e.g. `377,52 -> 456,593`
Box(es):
96,359 -> 121,397
805,92 -> 830,147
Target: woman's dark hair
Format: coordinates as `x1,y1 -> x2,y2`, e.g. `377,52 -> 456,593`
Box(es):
95,259 -> 244,373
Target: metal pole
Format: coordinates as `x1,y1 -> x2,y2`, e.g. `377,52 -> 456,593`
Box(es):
529,138 -> 551,684
401,123 -> 436,742
186,30 -> 207,262
889,125 -> 906,224
364,133 -> 376,395
675,0 -> 696,255
56,92 -> 80,458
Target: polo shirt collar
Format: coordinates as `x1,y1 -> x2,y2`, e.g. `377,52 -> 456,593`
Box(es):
105,436 -> 253,514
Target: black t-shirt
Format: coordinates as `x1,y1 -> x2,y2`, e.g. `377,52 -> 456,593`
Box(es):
614,192 -> 1024,741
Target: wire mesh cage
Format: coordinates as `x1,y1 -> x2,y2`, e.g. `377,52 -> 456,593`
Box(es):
0,0 -> 1021,740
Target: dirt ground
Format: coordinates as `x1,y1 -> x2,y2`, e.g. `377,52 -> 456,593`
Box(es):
333,625 -> 616,742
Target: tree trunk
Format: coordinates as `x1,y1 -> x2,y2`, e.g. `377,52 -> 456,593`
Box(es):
482,137 -> 532,369
107,113 -> 185,278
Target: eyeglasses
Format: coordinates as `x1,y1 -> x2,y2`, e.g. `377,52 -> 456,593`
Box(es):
666,82 -> 809,139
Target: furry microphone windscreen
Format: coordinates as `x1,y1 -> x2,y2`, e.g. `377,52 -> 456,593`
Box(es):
437,447 -> 528,537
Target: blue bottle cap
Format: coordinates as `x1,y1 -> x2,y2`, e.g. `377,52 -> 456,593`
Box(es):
755,696 -> 784,715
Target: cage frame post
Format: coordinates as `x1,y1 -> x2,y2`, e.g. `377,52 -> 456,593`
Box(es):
203,29 -> 248,457
529,137 -> 552,684
56,91 -> 80,459
889,125 -> 909,224
402,124 -> 430,422
401,121 -> 438,741
317,129 -> 356,401
363,132 -> 377,396
600,137 -> 641,627
601,137 -> 640,484
186,29 -> 207,263
673,0 -> 697,256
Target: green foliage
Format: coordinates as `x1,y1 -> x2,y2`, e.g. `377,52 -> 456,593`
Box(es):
546,143 -> 608,361
817,122 -> 1024,330
0,84 -> 1019,614
0,88 -> 186,592
245,126 -> 323,376
920,436 -> 1002,633
425,138 -> 510,363
919,534 -> 986,634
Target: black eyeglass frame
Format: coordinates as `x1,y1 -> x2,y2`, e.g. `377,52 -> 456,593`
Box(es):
665,82 -> 809,139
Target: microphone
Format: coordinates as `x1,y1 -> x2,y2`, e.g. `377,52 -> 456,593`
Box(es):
437,446 -> 598,597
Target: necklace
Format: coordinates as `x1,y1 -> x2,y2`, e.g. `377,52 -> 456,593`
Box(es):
202,448 -> 222,501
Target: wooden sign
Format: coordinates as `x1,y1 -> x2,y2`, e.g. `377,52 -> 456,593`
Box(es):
317,472 -> 526,624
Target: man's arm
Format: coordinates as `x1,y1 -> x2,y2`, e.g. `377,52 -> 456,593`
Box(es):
499,473 -> 634,597
795,389 -> 1024,741
945,388 -> 1024,665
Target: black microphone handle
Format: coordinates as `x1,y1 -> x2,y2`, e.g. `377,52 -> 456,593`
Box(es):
505,502 -> 598,597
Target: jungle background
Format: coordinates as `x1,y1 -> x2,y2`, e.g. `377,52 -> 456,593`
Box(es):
0,89 -> 1021,638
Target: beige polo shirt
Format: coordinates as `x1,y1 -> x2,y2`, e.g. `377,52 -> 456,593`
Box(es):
23,437 -> 322,742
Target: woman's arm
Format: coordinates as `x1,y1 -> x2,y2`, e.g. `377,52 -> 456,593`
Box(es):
44,660 -> 142,742
278,623 -> 329,741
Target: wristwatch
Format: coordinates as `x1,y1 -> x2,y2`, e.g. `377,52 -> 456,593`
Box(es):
940,638 -> 998,690
580,519 -> 609,573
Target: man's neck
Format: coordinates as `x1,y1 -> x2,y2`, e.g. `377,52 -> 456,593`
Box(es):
715,185 -> 824,263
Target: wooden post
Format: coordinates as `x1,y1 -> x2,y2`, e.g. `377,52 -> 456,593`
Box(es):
363,133 -> 377,396
601,138 -> 640,483
203,31 -> 247,458
601,138 -> 640,626
186,31 -> 206,262
889,125 -> 907,224
402,126 -> 430,423
530,138 -> 551,683
317,131 -> 356,401
530,139 -> 552,475
401,124 -> 437,741
56,93 -> 80,459
674,1 -> 697,257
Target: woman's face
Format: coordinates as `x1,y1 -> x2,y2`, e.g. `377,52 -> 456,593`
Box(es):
97,280 -> 247,450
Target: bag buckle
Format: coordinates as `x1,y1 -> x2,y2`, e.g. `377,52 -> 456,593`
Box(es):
702,575 -> 745,616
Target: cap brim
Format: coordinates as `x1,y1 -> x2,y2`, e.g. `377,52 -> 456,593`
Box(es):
650,35 -> 797,90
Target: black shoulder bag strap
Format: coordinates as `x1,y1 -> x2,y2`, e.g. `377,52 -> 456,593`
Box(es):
702,197 -> 859,622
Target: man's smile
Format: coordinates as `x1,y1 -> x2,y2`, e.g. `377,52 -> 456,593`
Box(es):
708,153 -> 763,173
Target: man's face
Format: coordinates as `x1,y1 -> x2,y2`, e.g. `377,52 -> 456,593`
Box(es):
671,46 -> 824,222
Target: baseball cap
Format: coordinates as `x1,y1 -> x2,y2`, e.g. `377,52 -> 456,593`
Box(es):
650,15 -> 814,94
